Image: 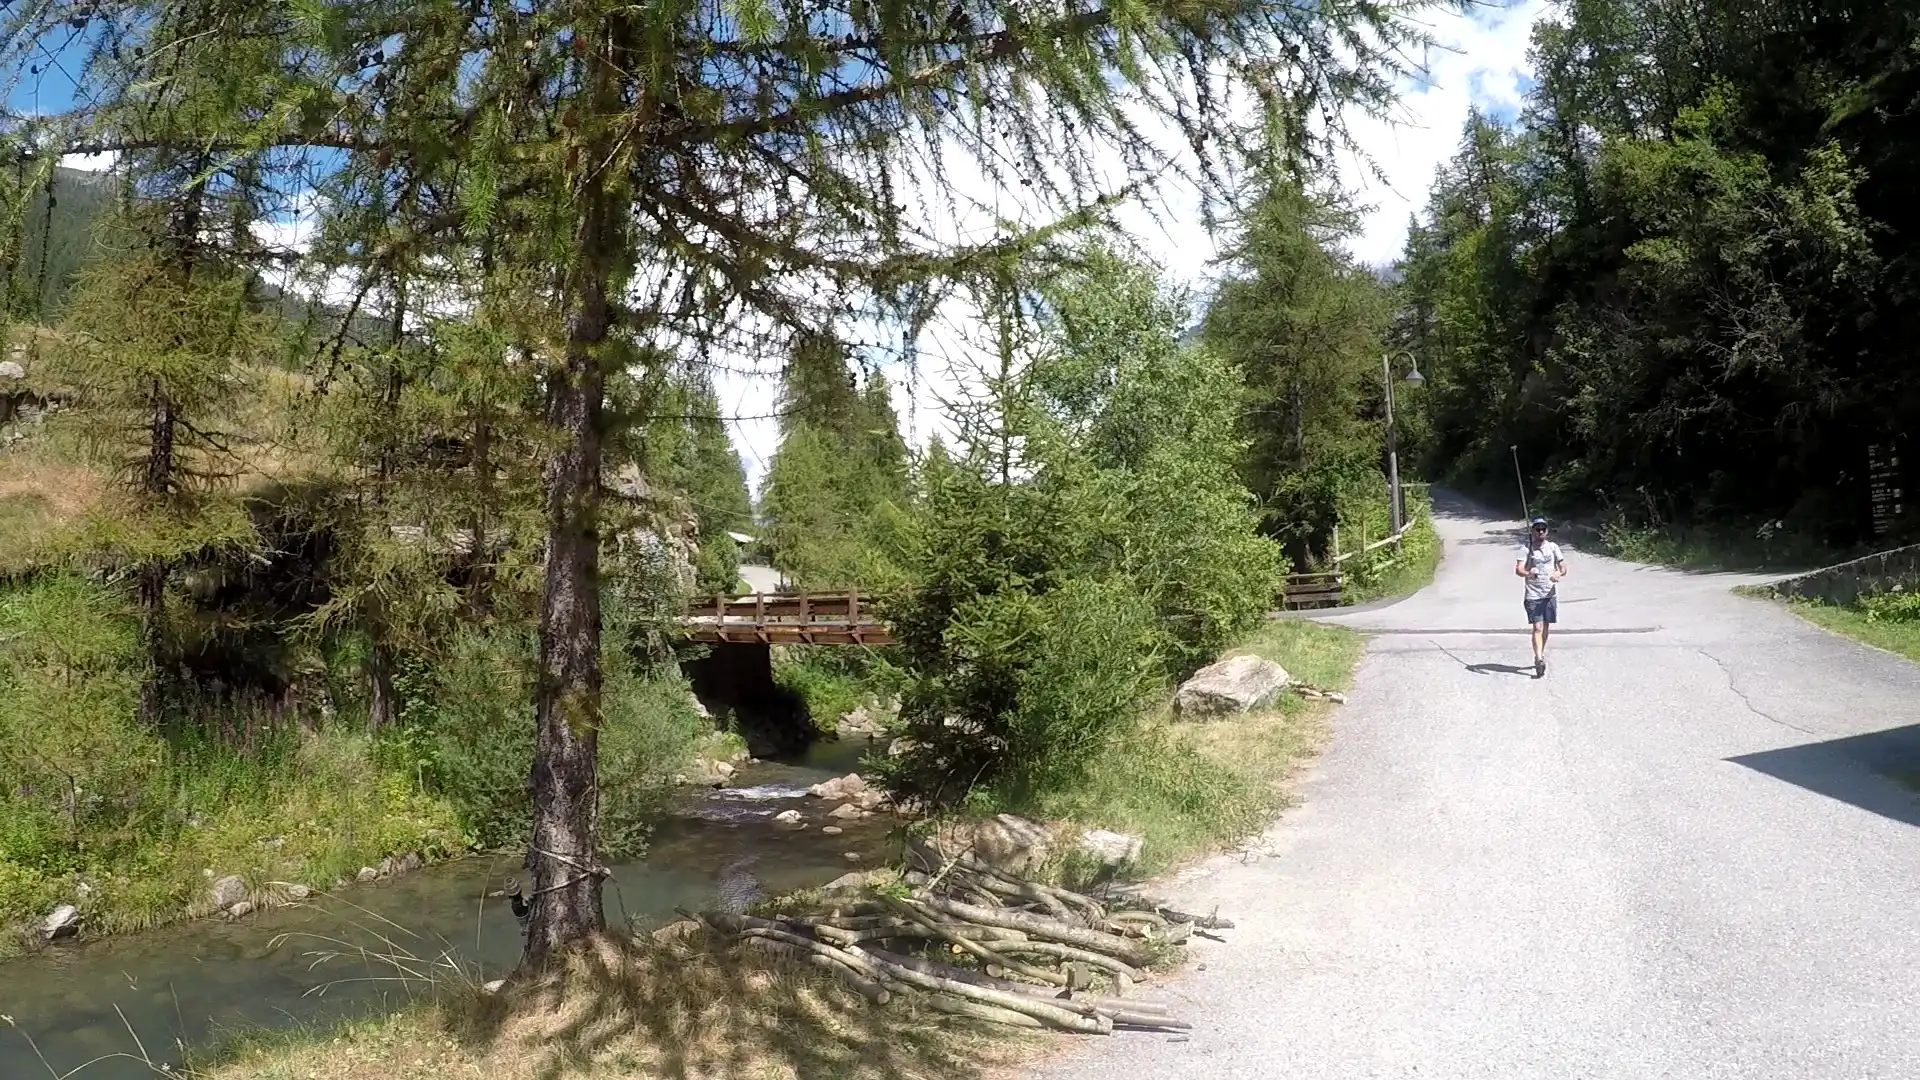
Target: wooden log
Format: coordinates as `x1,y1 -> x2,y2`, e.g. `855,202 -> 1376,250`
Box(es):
846,945 -> 1112,1034
986,940 -> 1140,980
953,855 -> 1106,921
905,896 -> 1155,967
883,897 -> 1068,987
925,993 -> 1046,1029
811,919 -> 1027,948
860,947 -> 1172,1018
737,937 -> 892,1004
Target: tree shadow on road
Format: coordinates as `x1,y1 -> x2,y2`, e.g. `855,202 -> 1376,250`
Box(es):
1729,723 -> 1920,828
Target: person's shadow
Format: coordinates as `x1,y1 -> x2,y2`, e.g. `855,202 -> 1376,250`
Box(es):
1465,661 -> 1538,678
1435,643 -> 1539,678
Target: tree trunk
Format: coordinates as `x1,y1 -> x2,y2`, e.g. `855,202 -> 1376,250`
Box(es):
521,16 -> 632,967
136,382 -> 176,728
366,626 -> 398,731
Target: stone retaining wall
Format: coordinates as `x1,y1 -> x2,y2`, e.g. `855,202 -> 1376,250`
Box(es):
1768,543 -> 1920,607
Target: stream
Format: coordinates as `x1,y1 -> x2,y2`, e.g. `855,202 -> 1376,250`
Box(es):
0,738 -> 895,1080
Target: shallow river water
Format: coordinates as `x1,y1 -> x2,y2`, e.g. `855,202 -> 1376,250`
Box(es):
0,739 -> 893,1080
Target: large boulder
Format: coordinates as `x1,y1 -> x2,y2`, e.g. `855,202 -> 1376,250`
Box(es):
1174,655 -> 1290,719
209,874 -> 248,910
1077,829 -> 1144,868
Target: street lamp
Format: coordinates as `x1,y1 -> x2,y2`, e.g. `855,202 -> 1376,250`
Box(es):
1382,350 -> 1423,533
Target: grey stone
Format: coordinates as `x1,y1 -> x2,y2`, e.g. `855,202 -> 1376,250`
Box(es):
808,773 -> 869,800
1175,655 -> 1291,718
1078,829 -> 1144,868
226,901 -> 255,919
356,866 -> 379,883
43,904 -> 80,941
210,874 -> 248,910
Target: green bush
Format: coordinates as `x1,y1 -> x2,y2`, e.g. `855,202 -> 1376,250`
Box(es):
0,574 -> 467,941
773,647 -> 906,734
383,626 -> 707,857
883,574 -> 1165,803
1861,588 -> 1920,624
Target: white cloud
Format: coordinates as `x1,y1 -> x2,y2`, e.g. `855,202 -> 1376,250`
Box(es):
58,151 -> 117,172
1334,0 -> 1549,266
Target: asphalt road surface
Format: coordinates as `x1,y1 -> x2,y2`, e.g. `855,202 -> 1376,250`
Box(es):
1031,492 -> 1920,1080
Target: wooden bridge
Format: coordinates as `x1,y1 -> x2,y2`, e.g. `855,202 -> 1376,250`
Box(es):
683,590 -> 893,645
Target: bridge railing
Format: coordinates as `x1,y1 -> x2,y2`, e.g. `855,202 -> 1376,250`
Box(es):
682,589 -> 893,645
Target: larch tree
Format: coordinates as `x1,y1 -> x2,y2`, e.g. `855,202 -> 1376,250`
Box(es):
22,0 -> 1465,964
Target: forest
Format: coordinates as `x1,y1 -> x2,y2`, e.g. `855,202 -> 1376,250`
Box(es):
0,0 -> 1436,971
1398,0 -> 1920,554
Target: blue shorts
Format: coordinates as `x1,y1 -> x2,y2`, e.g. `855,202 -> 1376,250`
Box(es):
1524,593 -> 1558,625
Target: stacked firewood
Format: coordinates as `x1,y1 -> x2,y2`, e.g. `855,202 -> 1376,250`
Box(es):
687,852 -> 1230,1034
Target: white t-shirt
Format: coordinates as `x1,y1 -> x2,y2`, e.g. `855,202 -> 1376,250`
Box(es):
1517,540 -> 1564,600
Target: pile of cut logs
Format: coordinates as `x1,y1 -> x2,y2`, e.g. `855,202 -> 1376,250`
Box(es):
687,852 -> 1229,1034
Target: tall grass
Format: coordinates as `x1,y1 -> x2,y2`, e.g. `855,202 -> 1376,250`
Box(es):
1010,618 -> 1363,876
0,573 -> 709,954
1782,588 -> 1920,665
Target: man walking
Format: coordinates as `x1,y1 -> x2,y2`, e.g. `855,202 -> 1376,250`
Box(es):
1514,516 -> 1567,678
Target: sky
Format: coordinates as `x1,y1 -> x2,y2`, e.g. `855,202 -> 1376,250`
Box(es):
25,0 -> 1554,495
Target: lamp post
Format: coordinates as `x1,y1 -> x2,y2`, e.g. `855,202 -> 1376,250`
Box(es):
1382,350 -> 1424,533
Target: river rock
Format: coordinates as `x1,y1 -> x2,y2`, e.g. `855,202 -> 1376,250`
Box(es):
1077,829 -> 1144,868
821,825 -> 844,835
356,866 -> 379,883
227,901 -> 255,919
843,852 -> 861,862
855,789 -> 887,812
210,874 -> 248,910
771,809 -> 805,828
839,706 -> 882,738
808,773 -> 869,800
396,851 -> 424,874
911,814 -> 1057,875
43,904 -> 79,941
284,883 -> 312,901
887,737 -> 916,758
482,979 -> 507,994
1175,655 -> 1291,718
826,801 -> 861,820
0,360 -> 23,381
651,919 -> 703,947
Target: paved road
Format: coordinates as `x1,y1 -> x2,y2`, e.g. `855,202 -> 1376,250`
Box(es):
1032,493 -> 1920,1080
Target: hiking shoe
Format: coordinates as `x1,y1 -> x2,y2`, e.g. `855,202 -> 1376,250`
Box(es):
1535,657 -> 1546,678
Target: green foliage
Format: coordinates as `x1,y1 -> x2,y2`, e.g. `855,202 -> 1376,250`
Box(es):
1400,0 -> 1920,547
0,575 -> 464,944
1861,589 -> 1920,625
1020,616 -> 1362,876
759,335 -> 913,591
882,250 -> 1285,805
1205,176 -> 1398,562
637,368 -> 754,595
380,623 -> 708,857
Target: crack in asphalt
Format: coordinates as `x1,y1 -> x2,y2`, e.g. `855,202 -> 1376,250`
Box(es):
1695,647 -> 1821,736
